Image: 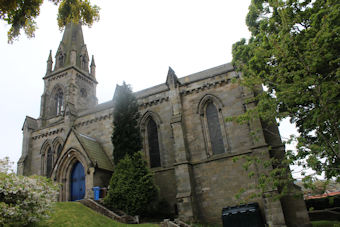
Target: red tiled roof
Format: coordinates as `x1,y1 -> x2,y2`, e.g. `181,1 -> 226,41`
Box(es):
305,191 -> 340,200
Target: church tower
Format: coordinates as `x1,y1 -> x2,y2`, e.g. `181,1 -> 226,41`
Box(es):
39,23 -> 98,126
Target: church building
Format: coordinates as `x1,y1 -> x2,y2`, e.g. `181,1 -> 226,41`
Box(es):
18,23 -> 310,226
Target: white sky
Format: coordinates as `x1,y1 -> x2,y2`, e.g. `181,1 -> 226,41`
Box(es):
0,0 -> 299,174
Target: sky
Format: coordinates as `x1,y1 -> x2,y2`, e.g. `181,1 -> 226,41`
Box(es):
0,0 -> 299,173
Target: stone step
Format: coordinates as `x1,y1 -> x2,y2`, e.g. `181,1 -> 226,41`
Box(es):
79,199 -> 139,224
161,218 -> 191,227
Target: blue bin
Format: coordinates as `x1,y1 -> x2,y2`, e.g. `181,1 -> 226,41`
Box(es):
93,186 -> 100,200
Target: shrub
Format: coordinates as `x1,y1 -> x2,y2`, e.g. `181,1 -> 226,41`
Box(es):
104,152 -> 158,216
0,157 -> 59,226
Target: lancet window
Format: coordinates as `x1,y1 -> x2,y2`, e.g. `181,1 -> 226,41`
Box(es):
46,147 -> 53,177
206,102 -> 225,155
55,88 -> 64,115
198,95 -> 229,156
147,118 -> 161,168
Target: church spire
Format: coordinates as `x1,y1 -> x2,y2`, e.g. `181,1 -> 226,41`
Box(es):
54,23 -> 89,72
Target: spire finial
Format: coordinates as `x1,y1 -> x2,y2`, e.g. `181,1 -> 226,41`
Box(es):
90,55 -> 96,77
166,66 -> 179,89
46,50 -> 53,74
90,55 -> 96,67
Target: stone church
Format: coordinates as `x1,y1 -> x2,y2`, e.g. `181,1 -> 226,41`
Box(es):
17,23 -> 310,226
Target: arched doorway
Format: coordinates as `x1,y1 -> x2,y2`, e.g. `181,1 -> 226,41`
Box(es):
70,161 -> 85,201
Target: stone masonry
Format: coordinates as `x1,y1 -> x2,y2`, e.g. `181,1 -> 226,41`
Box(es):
17,23 -> 311,226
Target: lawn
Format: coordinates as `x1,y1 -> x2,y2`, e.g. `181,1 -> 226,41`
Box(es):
311,221 -> 340,227
30,202 -> 159,227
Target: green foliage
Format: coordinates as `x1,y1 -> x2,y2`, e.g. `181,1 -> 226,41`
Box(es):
232,0 -> 340,181
233,153 -> 301,204
112,82 -> 142,165
0,157 -> 59,226
57,0 -> 100,28
104,152 -> 158,216
0,0 -> 99,43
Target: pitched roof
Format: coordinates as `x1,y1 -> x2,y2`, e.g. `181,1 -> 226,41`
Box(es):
305,191 -> 340,200
75,132 -> 114,172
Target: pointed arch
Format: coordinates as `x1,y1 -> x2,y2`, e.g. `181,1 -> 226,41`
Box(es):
55,46 -> 65,69
51,148 -> 92,201
197,94 -> 224,115
140,111 -> 162,130
140,111 -> 163,168
197,94 -> 229,156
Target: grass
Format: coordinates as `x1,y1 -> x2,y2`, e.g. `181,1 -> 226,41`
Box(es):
30,202 -> 159,227
311,221 -> 340,227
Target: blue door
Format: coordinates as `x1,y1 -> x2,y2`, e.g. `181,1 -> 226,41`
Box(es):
71,161 -> 85,201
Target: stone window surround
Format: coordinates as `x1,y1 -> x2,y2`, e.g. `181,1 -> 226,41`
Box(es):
197,94 -> 229,158
52,136 -> 64,161
49,84 -> 65,117
40,137 -> 64,177
140,111 -> 165,169
40,140 -> 52,177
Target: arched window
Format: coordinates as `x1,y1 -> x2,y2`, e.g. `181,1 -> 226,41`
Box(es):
198,94 -> 229,157
147,118 -> 161,168
206,102 -> 225,155
57,144 -> 62,156
46,147 -> 53,177
55,88 -> 64,115
58,53 -> 64,68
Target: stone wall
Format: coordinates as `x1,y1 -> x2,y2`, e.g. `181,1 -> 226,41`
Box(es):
20,62 -> 311,226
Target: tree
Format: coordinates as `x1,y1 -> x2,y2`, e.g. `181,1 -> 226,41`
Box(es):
0,157 -> 59,226
112,82 -> 142,165
232,0 -> 340,182
104,152 -> 158,216
0,0 -> 99,43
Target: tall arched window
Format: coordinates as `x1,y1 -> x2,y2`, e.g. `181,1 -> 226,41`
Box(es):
46,147 -> 53,176
147,118 -> 161,168
55,88 -> 64,115
198,94 -> 229,157
206,102 -> 225,155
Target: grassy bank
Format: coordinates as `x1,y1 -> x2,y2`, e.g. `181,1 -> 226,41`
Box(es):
30,202 -> 159,227
312,220 -> 340,227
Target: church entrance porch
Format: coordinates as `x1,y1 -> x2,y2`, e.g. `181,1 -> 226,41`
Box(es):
71,161 -> 85,201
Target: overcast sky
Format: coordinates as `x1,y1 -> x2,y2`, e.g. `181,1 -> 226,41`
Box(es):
0,0 -> 298,173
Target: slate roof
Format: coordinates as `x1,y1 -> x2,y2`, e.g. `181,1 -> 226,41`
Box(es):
75,132 -> 114,172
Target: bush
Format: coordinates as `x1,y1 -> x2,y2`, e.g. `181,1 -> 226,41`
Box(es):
104,152 -> 158,216
0,157 -> 59,226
